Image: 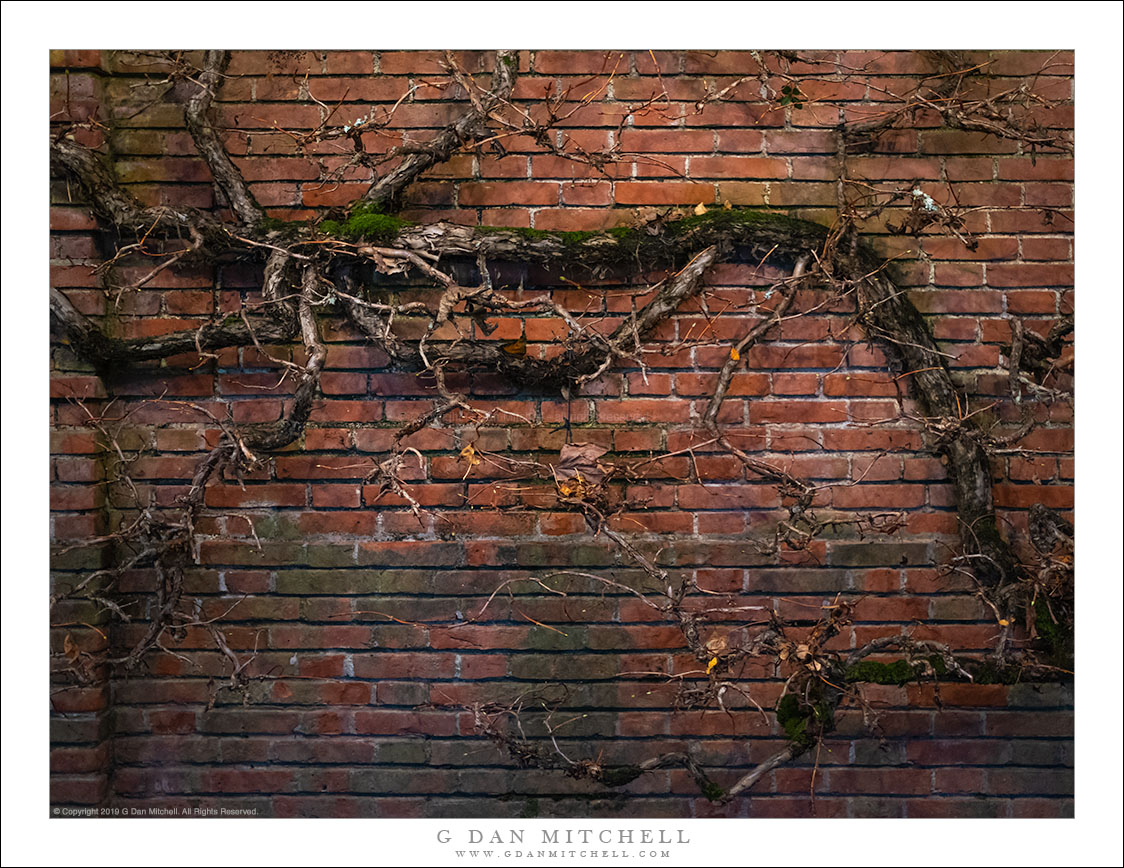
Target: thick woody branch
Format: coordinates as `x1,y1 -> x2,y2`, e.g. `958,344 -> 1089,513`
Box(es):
239,264 -> 327,451
51,144 -> 1019,597
723,746 -> 798,800
50,138 -> 227,244
341,244 -> 719,390
852,261 -> 1017,590
50,285 -> 295,368
362,50 -> 519,211
389,214 -> 823,270
183,50 -> 266,226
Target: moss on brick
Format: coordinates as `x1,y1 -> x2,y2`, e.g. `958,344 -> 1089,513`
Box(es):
519,797 -> 540,817
699,779 -> 726,802
597,765 -> 644,787
375,740 -> 430,765
1034,598 -> 1074,670
967,659 -> 1032,685
775,693 -> 833,750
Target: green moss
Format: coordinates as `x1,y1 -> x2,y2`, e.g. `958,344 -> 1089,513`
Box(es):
775,693 -> 815,749
967,660 -> 1024,685
555,230 -> 606,246
1034,598 -> 1062,645
844,654 -> 1030,686
845,654 -> 1055,686
699,779 -> 726,803
257,216 -> 287,233
776,692 -> 836,751
1034,598 -> 1073,670
667,206 -> 821,237
844,658 -> 919,685
319,203 -> 412,242
597,765 -> 644,788
303,206 -> 830,275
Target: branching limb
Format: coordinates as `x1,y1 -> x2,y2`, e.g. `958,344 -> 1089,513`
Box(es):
183,50 -> 266,226
850,256 -> 1017,590
703,256 -> 815,502
723,746 -> 798,801
50,284 -> 296,368
362,50 -> 518,211
51,137 -> 227,243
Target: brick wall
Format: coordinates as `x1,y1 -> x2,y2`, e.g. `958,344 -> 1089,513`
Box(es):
49,49 -> 1074,818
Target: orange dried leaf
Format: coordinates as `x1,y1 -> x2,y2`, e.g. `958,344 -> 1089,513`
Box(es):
557,473 -> 588,499
501,337 -> 527,356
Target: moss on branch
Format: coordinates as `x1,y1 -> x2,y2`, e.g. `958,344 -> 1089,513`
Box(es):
318,203 -> 411,243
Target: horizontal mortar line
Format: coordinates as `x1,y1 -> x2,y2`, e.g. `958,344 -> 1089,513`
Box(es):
115,699 -> 1075,712
100,591 -> 1008,599
99,643 -> 1023,654
269,614 -> 1002,622
108,733 -> 1074,743
108,762 -> 1073,774
104,790 -> 1071,801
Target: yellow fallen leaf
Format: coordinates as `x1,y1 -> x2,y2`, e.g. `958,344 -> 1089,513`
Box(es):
707,657 -> 718,674
999,618 -> 1010,626
730,348 -> 740,361
694,202 -> 708,215
459,444 -> 482,480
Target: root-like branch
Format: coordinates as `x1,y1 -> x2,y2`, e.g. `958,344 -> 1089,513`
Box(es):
183,50 -> 266,226
362,50 -> 519,211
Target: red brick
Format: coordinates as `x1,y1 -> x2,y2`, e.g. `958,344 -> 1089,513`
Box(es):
614,182 -> 714,205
